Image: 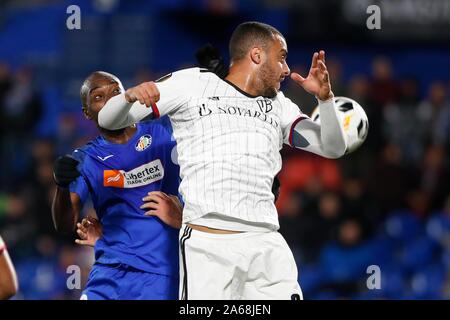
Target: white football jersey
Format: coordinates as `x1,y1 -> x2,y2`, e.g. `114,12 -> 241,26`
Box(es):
151,68 -> 306,230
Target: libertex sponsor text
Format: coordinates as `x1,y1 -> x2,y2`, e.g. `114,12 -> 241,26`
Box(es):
103,159 -> 164,188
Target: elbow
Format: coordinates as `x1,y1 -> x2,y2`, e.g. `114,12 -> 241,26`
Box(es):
0,271 -> 19,300
53,218 -> 76,234
0,285 -> 18,300
323,151 -> 345,159
52,211 -> 76,234
97,105 -> 128,130
97,109 -> 115,130
322,142 -> 347,159
54,224 -> 74,234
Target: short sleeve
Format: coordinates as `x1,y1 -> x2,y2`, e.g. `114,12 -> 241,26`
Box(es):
152,69 -> 199,118
68,149 -> 90,204
69,175 -> 89,204
279,95 -> 309,145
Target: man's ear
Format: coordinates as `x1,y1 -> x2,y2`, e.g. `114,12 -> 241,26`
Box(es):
250,47 -> 263,65
82,107 -> 92,120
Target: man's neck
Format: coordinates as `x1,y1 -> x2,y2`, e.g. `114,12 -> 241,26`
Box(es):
99,125 -> 137,144
225,64 -> 261,97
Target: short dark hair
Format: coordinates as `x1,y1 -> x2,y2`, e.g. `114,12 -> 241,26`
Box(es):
229,21 -> 283,62
80,71 -> 120,111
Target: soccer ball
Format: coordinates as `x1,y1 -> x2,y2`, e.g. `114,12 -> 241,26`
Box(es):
310,96 -> 369,154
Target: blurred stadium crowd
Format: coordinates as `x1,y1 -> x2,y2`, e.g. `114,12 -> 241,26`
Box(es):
0,0 -> 449,299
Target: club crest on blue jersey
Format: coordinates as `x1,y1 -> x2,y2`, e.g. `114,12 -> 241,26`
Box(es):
135,134 -> 152,151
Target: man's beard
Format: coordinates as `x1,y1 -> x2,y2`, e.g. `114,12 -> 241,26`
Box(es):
258,63 -> 279,98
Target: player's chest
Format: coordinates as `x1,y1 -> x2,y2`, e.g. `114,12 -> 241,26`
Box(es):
89,141 -> 172,189
184,96 -> 283,135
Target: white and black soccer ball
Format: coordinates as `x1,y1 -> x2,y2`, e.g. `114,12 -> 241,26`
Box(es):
310,96 -> 369,154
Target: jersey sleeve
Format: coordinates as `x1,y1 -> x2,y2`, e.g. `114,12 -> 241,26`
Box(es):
279,95 -> 310,145
152,69 -> 200,119
68,149 -> 90,204
98,68 -> 202,129
69,176 -> 89,204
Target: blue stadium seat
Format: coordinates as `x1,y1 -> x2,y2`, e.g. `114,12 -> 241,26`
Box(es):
409,263 -> 446,299
426,211 -> 450,244
379,264 -> 407,299
399,235 -> 440,274
384,210 -> 424,243
440,250 -> 450,267
298,264 -> 328,295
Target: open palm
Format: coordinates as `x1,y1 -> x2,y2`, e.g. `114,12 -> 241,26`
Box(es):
291,50 -> 333,101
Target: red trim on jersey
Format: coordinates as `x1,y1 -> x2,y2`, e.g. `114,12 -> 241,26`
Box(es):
288,116 -> 309,146
151,103 -> 160,119
0,244 -> 6,255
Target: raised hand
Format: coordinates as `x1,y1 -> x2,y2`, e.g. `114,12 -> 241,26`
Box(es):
290,50 -> 333,101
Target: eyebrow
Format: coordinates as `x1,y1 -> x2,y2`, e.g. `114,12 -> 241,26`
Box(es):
89,82 -> 119,96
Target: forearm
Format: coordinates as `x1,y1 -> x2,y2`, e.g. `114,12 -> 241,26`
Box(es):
0,238 -> 18,300
51,187 -> 79,233
98,93 -> 151,130
292,98 -> 347,158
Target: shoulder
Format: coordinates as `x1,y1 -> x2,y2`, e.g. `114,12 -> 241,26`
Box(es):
275,91 -> 291,104
157,67 -> 219,85
71,138 -> 101,164
173,67 -> 214,77
279,91 -> 304,109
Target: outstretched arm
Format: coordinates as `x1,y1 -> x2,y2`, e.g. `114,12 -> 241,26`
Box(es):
52,188 -> 82,233
0,236 -> 19,300
98,82 -> 160,130
51,155 -> 83,233
289,51 -> 347,158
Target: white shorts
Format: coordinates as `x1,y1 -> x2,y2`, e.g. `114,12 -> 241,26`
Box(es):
179,224 -> 303,300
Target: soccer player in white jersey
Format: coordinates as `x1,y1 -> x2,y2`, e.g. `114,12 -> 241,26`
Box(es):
97,21 -> 347,300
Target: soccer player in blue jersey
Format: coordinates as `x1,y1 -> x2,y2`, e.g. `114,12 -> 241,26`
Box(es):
51,71 -> 182,300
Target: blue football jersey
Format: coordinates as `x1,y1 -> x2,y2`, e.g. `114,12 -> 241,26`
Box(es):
69,116 -> 180,276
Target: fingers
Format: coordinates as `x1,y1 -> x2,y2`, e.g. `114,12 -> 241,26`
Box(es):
319,50 -> 325,64
318,60 -> 330,83
81,218 -> 92,229
75,239 -> 92,247
77,222 -> 87,234
140,201 -> 159,210
86,216 -> 99,226
147,191 -> 170,200
125,82 -> 160,107
76,227 -> 87,240
141,82 -> 160,106
142,194 -> 161,204
290,72 -> 306,85
144,210 -> 157,217
311,52 -> 319,69
318,60 -> 326,72
323,70 -> 329,84
139,87 -> 152,108
142,191 -> 170,203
